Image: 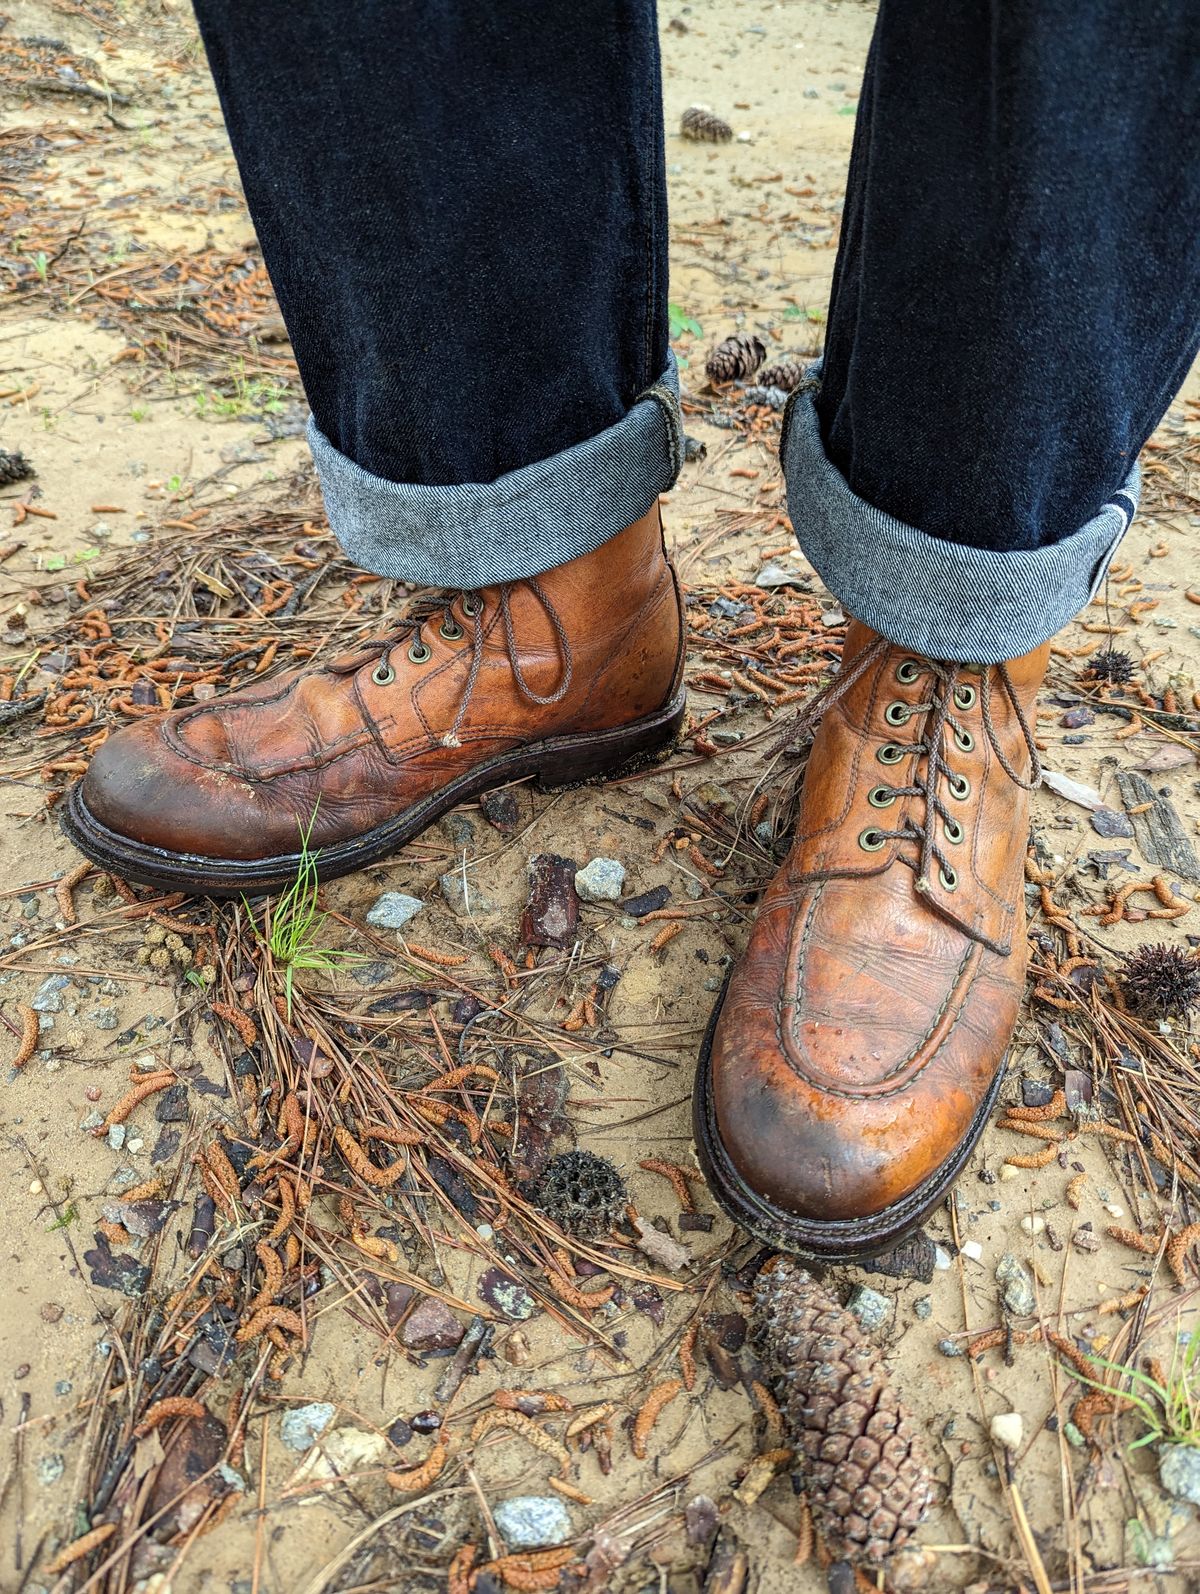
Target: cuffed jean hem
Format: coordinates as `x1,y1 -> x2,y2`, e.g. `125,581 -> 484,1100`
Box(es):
308,354 -> 683,590
780,374 -> 1140,664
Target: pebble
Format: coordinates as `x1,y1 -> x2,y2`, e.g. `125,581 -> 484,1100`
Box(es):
995,1253 -> 1036,1316
913,1296 -> 932,1320
933,1245 -> 953,1270
402,1297 -> 465,1352
574,858 -> 627,904
107,1124 -> 126,1150
960,1240 -> 983,1263
1091,808 -> 1135,839
493,1496 -> 573,1550
89,1007 -> 119,1031
279,1402 -> 337,1452
990,1412 -> 1024,1452
1020,1214 -> 1046,1236
1063,1421 -> 1086,1448
998,1164 -> 1020,1181
31,975 -> 71,1013
37,1453 -> 65,1486
438,869 -> 496,918
845,1284 -> 891,1332
938,1338 -> 964,1357
1160,1444 -> 1200,1506
1105,1203 -> 1124,1219
365,892 -> 425,930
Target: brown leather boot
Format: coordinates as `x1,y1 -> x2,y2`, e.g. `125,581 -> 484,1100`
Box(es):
693,620 -> 1047,1260
62,508 -> 685,895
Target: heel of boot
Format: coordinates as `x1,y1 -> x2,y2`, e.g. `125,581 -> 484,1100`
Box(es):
535,691 -> 686,791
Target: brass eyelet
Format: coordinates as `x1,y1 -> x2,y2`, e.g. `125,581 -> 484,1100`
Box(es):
955,727 -> 975,753
440,617 -> 464,641
371,662 -> 396,687
939,865 -> 958,891
895,659 -> 921,684
877,743 -> 906,765
949,772 -> 971,801
953,684 -> 977,711
883,701 -> 912,727
858,827 -> 887,852
462,594 -> 483,617
944,817 -> 964,844
867,786 -> 897,809
408,639 -> 432,664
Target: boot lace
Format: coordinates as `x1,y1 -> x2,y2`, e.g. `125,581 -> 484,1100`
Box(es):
329,578 -> 573,747
779,636 -> 1041,951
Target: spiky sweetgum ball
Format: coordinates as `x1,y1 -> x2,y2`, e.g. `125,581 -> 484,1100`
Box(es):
752,1256 -> 934,1566
525,1150 -> 627,1238
1120,942 -> 1200,1020
1086,648 -> 1135,686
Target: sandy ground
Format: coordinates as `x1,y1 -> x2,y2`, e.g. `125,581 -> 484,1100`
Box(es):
2,3 -> 1200,1592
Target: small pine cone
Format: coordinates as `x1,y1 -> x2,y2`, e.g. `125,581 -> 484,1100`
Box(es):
681,105 -> 733,144
0,448 -> 34,486
757,356 -> 809,394
705,333 -> 766,385
752,1257 -> 933,1567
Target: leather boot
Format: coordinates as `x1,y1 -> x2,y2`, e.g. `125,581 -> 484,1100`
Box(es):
62,508 -> 685,895
694,620 -> 1048,1260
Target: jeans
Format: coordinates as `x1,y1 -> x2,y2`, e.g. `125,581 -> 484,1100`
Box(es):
192,1 -> 1200,663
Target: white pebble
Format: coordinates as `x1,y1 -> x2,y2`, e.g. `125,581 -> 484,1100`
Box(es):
960,1240 -> 984,1263
1105,1203 -> 1124,1219
28,1179 -> 42,1195
934,1246 -> 953,1270
990,1411 -> 1024,1451
998,1163 -> 1020,1181
1020,1214 -> 1046,1235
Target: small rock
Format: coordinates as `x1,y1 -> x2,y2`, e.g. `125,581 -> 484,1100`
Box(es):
37,1453 -> 65,1486
1060,706 -> 1095,729
365,892 -> 425,931
480,787 -> 521,832
960,1239 -> 983,1263
493,1495 -> 572,1550
999,1164 -> 1020,1181
913,1296 -> 932,1320
31,975 -> 72,1013
478,1267 -> 536,1321
863,1228 -> 937,1285
933,1245 -> 953,1270
996,1253 -> 1037,1316
574,858 -> 627,904
938,1338 -> 964,1357
444,813 -> 476,847
1020,1214 -> 1046,1236
89,1007 -> 119,1031
1063,1421 -> 1086,1448
438,870 -> 496,918
402,1297 -> 465,1352
521,854 -> 580,948
279,1402 -> 337,1452
1020,1078 -> 1055,1108
1159,1444 -> 1200,1506
845,1284 -> 891,1332
990,1412 -> 1024,1452
40,1302 -> 63,1324
350,960 -> 392,987
107,1124 -> 126,1151
1091,808 -> 1135,839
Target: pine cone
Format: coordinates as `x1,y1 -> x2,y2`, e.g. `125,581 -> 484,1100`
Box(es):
752,1257 -> 933,1566
705,333 -> 766,385
758,355 -> 809,394
0,448 -> 34,486
681,105 -> 733,143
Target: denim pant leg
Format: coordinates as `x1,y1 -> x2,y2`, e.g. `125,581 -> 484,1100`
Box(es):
785,0 -> 1200,664
191,1 -> 680,589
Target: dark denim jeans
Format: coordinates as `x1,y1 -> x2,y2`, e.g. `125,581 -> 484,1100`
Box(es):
192,0 -> 1200,661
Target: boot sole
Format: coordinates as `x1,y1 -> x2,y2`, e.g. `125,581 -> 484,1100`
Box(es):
692,972 -> 1007,1262
59,689 -> 688,898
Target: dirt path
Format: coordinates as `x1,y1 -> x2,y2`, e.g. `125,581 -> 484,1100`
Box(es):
2,4 -> 1200,1592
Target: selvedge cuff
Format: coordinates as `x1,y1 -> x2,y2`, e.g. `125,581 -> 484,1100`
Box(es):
780,369 -> 1139,664
310,354 -> 683,589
